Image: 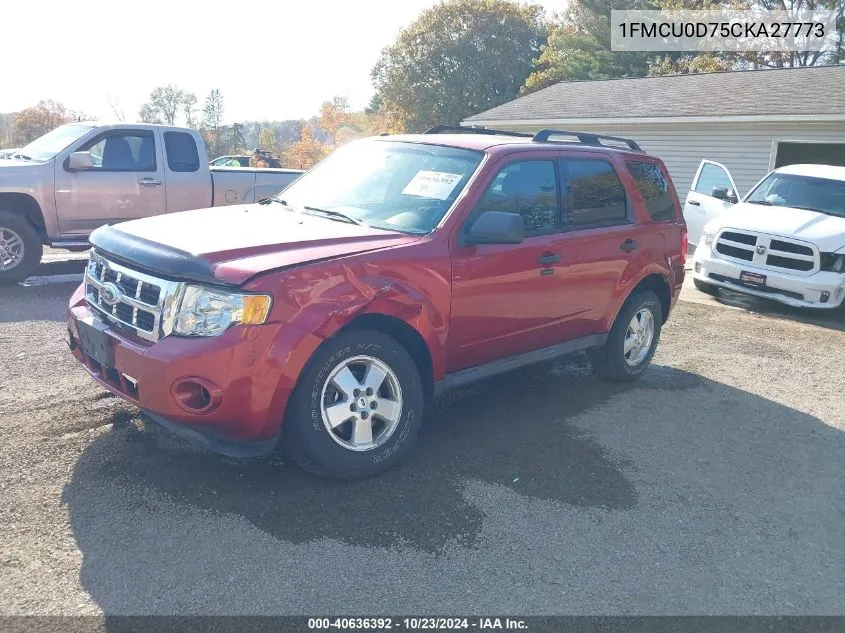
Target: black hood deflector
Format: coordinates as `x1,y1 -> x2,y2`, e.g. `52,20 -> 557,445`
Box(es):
88,225 -> 234,287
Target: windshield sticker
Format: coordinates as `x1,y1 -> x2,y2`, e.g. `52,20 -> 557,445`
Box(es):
401,171 -> 463,200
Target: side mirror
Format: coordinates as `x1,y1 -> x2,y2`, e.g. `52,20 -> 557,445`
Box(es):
465,211 -> 523,245
711,187 -> 738,204
67,151 -> 94,171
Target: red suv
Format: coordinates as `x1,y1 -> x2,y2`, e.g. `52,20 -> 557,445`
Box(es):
67,127 -> 687,479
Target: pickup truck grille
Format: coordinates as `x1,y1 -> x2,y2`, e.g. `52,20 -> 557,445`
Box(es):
84,252 -> 183,342
714,230 -> 819,275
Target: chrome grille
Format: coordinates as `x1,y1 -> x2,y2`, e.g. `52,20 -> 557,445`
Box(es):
713,230 -> 819,276
84,251 -> 183,342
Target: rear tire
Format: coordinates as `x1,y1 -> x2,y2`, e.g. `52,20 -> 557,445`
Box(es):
0,211 -> 42,284
283,329 -> 425,479
591,290 -> 662,382
693,278 -> 719,297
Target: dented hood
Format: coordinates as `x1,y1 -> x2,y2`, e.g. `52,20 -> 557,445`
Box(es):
90,204 -> 419,285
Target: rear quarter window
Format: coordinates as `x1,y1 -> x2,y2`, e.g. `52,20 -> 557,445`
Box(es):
164,131 -> 200,172
626,160 -> 676,221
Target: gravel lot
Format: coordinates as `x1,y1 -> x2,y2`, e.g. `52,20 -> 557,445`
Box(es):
1,256 -> 844,615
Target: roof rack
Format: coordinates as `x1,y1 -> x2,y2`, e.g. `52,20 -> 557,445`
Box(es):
532,129 -> 643,152
424,125 -> 532,138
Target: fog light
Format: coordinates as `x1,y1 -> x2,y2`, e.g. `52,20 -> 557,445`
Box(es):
820,291 -> 830,304
171,377 -> 222,414
694,262 -> 701,273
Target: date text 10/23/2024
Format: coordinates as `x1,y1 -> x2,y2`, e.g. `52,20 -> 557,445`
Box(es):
307,617 -> 528,630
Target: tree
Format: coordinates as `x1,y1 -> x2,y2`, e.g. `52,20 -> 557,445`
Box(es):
11,100 -> 72,145
728,0 -> 843,68
318,97 -> 350,144
228,122 -> 247,154
648,52 -> 731,76
107,95 -> 126,122
0,113 -> 11,147
522,0 -> 656,94
258,126 -> 278,154
284,124 -> 330,169
202,89 -> 225,157
182,93 -> 199,129
372,0 -> 547,131
649,0 -> 843,71
526,0 -> 844,91
139,84 -> 196,126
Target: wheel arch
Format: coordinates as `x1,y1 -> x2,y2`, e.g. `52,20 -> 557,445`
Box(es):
335,313 -> 435,403
0,192 -> 47,242
613,272 -> 673,327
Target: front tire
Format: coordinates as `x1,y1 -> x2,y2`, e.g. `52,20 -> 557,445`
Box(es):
0,211 -> 42,284
591,290 -> 662,382
283,329 -> 425,479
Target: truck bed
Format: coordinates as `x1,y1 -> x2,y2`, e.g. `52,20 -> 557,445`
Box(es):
210,167 -> 302,206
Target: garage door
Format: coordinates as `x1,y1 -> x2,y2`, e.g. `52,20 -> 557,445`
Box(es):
775,142 -> 845,168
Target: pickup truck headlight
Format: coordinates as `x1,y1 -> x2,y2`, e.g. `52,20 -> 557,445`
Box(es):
701,230 -> 716,248
174,285 -> 272,337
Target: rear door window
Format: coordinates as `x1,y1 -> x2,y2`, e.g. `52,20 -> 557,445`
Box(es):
626,160 -> 676,220
561,158 -> 628,229
164,131 -> 200,172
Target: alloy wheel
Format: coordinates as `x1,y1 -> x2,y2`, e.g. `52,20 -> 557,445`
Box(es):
624,307 -> 655,367
320,355 -> 403,451
0,227 -> 24,271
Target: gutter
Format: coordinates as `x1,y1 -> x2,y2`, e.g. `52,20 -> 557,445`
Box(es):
462,114 -> 845,127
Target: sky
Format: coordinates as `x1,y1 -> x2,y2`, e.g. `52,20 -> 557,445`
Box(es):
2,0 -> 568,124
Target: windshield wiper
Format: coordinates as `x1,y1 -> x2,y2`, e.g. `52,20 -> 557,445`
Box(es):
746,200 -> 773,206
302,206 -> 366,226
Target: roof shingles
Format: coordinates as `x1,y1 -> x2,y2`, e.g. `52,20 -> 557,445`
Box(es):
464,65 -> 845,122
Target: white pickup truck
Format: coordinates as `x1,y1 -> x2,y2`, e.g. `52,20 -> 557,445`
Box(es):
0,123 -> 302,282
687,162 -> 845,310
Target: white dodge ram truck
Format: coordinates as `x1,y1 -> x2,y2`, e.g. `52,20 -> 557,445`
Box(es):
0,123 -> 302,282
690,163 -> 845,310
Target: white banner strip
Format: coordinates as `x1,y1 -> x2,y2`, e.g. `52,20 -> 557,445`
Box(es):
611,10 -> 839,52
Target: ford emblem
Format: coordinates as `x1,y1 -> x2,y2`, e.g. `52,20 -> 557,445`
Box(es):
99,282 -> 123,306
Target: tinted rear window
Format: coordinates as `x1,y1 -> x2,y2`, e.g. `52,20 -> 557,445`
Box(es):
626,160 -> 675,220
163,131 -> 199,172
564,159 -> 627,229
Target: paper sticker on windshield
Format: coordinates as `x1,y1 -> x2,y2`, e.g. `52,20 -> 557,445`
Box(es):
402,171 -> 463,200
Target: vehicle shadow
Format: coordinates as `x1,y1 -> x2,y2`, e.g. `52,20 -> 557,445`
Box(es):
709,287 -> 845,333
61,356 -> 845,614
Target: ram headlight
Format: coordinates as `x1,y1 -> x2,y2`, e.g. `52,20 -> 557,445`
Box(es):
174,285 -> 272,337
701,230 -> 716,248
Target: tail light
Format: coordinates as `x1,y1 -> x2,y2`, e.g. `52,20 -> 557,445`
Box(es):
680,227 -> 688,265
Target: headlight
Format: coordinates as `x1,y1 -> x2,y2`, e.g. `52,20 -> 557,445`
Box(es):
174,285 -> 272,337
702,230 -> 716,247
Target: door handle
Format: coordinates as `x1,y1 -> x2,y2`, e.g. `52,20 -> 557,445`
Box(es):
138,178 -> 162,186
537,252 -> 561,266
620,239 -> 638,253
688,200 -> 701,206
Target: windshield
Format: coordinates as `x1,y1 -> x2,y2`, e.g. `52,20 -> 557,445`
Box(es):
278,139 -> 484,234
16,124 -> 95,161
746,172 -> 845,218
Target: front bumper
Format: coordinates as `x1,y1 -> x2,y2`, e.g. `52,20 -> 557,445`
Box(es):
693,247 -> 845,309
67,286 -> 296,452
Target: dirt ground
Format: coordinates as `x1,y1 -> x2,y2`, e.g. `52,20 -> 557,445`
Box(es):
1,258 -> 844,615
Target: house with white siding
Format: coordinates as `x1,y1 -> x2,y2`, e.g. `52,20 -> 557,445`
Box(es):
462,65 -> 845,199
